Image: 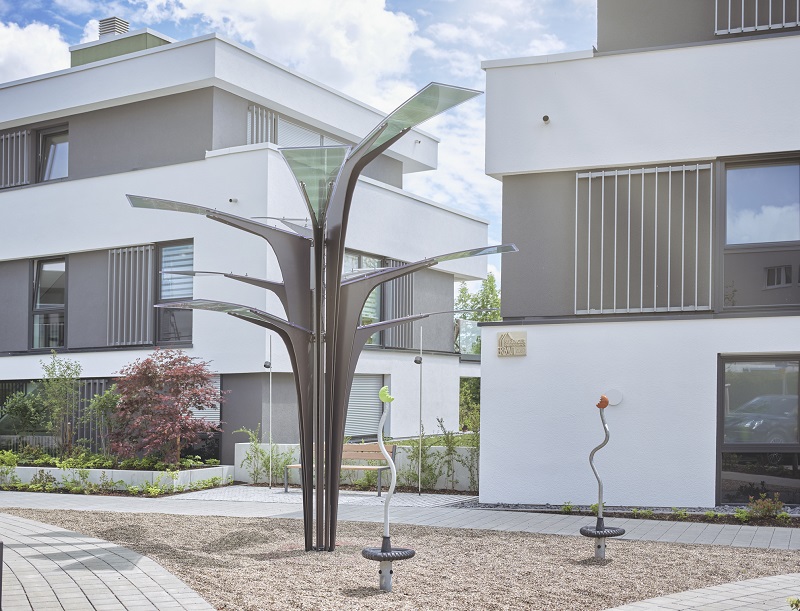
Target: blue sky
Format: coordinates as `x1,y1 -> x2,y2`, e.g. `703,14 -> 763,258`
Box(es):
0,0 -> 596,280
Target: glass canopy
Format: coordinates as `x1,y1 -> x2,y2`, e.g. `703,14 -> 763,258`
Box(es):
433,243 -> 518,263
354,83 -> 481,157
281,146 -> 350,223
126,195 -> 211,215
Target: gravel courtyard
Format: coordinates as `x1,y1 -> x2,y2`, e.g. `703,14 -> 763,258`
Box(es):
5,508 -> 800,611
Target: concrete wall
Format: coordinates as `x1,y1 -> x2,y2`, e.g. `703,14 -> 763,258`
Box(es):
484,35 -> 800,178
479,315 -> 800,508
597,0 -> 717,53
69,89 -> 214,180
411,268 -> 455,352
66,250 -> 109,349
0,260 -> 29,353
501,172 -> 575,318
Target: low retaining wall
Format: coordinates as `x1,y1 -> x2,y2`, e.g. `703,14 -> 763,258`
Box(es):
6,465 -> 234,490
233,443 -> 478,492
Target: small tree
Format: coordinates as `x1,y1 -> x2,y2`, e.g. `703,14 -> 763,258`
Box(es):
39,351 -> 83,455
111,349 -> 222,465
82,385 -> 120,456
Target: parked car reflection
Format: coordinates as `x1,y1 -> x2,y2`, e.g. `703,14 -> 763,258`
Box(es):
724,395 -> 799,444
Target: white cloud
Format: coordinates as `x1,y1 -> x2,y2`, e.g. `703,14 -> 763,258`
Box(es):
0,21 -> 70,83
53,0 -> 98,14
80,18 -> 98,42
132,0 -> 427,109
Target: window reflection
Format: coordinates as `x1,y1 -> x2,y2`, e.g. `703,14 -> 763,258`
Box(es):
723,361 -> 799,445
39,129 -> 69,182
726,164 -> 800,245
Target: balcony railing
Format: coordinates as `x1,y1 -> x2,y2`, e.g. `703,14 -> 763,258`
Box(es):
716,0 -> 800,35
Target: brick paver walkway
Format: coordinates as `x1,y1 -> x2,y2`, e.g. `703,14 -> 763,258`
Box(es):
0,513 -> 212,610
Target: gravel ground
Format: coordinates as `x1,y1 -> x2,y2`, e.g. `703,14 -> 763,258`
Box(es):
5,508 -> 800,611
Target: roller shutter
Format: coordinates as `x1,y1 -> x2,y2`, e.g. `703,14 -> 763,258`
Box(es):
344,375 -> 384,438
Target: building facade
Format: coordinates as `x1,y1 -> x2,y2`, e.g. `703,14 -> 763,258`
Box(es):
481,0 -> 800,507
0,23 -> 488,464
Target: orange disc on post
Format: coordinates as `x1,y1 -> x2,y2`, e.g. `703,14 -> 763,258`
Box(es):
596,395 -> 609,409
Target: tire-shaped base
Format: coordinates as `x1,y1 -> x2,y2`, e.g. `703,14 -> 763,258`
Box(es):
362,547 -> 416,562
580,526 -> 625,538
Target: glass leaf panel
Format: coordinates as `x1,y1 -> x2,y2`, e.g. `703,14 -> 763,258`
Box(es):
281,146 -> 350,223
357,83 -> 481,157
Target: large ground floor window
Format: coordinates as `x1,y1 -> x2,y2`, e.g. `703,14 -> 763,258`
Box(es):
718,356 -> 800,504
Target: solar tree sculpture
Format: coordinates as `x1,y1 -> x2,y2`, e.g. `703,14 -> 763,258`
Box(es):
128,82 -> 516,551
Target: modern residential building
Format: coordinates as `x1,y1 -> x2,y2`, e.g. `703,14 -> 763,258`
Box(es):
0,19 -> 488,464
481,0 -> 800,507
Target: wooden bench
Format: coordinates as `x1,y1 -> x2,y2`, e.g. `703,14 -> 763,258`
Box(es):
283,443 -> 396,496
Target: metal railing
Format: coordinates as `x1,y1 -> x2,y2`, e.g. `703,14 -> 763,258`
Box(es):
716,0 -> 800,34
574,164 -> 714,315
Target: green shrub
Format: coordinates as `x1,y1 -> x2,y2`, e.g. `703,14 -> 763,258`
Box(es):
788,597 -> 800,610
0,450 -> 18,467
561,501 -> 574,514
631,508 -> 654,519
670,507 -> 689,521
29,469 -> 58,492
235,425 -> 269,484
747,492 -> 783,519
733,507 -> 751,523
777,512 -> 792,525
204,459 -> 220,466
590,502 -> 606,516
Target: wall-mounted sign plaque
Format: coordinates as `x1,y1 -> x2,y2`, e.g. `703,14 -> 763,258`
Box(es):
497,331 -> 527,357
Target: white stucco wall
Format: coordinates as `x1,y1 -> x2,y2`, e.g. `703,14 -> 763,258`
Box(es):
479,316 -> 800,508
484,35 -> 800,176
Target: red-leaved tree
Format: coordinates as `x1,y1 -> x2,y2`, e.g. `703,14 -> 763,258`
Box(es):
111,349 -> 223,465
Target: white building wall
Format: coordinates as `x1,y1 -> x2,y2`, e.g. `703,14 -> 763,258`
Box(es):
357,350 -> 460,438
480,316 -> 800,508
484,35 -> 800,177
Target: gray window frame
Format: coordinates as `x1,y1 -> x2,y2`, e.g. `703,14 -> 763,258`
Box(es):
36,124 -> 69,183
155,239 -> 193,345
718,153 -> 800,312
30,256 -> 67,351
716,353 -> 800,505
343,249 -> 384,346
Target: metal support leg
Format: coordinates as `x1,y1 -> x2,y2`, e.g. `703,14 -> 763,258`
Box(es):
284,466 -> 289,493
379,560 -> 393,592
595,537 -> 606,560
377,469 -> 382,497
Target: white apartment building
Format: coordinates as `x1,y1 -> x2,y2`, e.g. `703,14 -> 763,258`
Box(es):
0,20 -> 488,464
481,0 -> 800,507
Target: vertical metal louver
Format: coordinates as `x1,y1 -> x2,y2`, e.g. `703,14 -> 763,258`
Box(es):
344,375 -> 385,438
575,164 -> 714,315
0,129 -> 30,189
190,375 -> 222,423
383,258 -> 414,349
247,104 -> 275,145
716,0 -> 800,34
75,378 -> 112,451
108,245 -> 155,345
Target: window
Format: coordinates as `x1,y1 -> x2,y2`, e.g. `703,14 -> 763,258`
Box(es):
343,250 -> 382,345
719,357 -> 800,503
157,242 -> 193,343
766,265 -> 793,288
723,160 -> 800,309
0,129 -> 30,188
726,163 -> 800,246
32,258 -> 66,349
247,104 -> 342,147
37,126 -> 68,182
